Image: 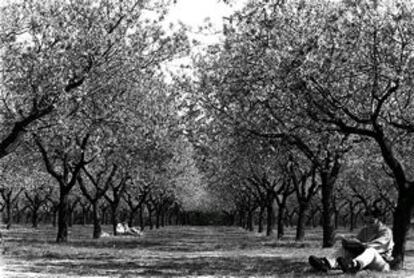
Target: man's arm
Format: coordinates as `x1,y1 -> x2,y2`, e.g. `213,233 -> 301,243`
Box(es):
366,228 -> 393,253
334,233 -> 358,242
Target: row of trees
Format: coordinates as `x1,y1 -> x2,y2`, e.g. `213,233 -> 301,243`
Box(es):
214,139 -> 396,238
0,0 -> 209,242
0,153 -> 193,235
1,0 -> 413,271
186,0 -> 414,269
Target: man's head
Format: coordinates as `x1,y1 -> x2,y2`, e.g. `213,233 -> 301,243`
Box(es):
362,208 -> 382,225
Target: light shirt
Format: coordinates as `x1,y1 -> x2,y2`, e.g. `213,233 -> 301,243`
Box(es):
116,223 -> 126,234
356,222 -> 394,260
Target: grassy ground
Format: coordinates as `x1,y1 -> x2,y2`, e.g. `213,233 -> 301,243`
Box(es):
0,224 -> 413,277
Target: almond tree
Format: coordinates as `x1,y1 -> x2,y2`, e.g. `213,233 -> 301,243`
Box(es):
123,183 -> 149,228
45,189 -> 59,226
103,162 -> 130,235
24,181 -> 53,228
285,1 -> 414,266
35,131 -> 90,242
6,0 -> 189,243
288,156 -> 319,241
0,0 -> 141,158
194,2 -> 351,247
0,149 -> 38,228
0,187 -> 23,229
77,160 -> 116,238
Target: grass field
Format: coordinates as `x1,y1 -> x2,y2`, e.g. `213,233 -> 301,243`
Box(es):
0,224 -> 413,277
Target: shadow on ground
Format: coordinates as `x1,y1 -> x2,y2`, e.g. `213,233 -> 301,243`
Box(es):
1,225 -> 413,277
18,256 -> 310,276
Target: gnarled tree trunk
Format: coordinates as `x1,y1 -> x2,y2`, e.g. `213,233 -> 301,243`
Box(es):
56,192 -> 69,243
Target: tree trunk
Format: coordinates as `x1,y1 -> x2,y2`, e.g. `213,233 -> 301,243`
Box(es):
238,209 -> 245,228
246,209 -> 254,231
175,211 -> 180,225
111,205 -> 118,235
349,202 -> 355,231
354,208 -> 364,229
277,197 -> 289,239
16,208 -> 22,224
161,210 -> 165,227
391,187 -> 414,269
277,206 -> 285,239
321,174 -> 335,248
168,212 -> 173,225
56,193 -> 69,243
100,205 -> 108,225
266,202 -> 274,236
148,209 -> 153,229
128,212 -> 134,228
92,203 -> 102,239
5,201 -> 11,229
139,205 -> 144,231
186,212 -> 190,225
32,207 -> 39,228
81,206 -> 88,225
295,202 -> 308,241
258,206 -> 264,233
156,210 -> 160,229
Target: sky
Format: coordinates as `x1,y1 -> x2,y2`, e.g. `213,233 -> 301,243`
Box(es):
165,0 -> 246,45
161,0 -> 247,76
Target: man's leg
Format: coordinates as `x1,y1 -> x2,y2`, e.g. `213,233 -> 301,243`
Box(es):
309,247 -> 354,272
309,256 -> 331,272
338,248 -> 390,273
354,248 -> 390,271
325,247 -> 354,269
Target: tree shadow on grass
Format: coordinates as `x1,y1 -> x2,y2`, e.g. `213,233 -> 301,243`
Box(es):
7,255 -> 344,277
6,236 -> 166,250
4,226 -> 413,277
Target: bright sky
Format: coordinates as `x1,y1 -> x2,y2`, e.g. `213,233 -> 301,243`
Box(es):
161,0 -> 247,77
165,0 -> 246,46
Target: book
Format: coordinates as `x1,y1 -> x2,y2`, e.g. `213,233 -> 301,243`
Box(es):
342,238 -> 366,255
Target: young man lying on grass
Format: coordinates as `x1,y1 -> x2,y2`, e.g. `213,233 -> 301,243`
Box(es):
309,208 -> 394,273
116,222 -> 143,236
